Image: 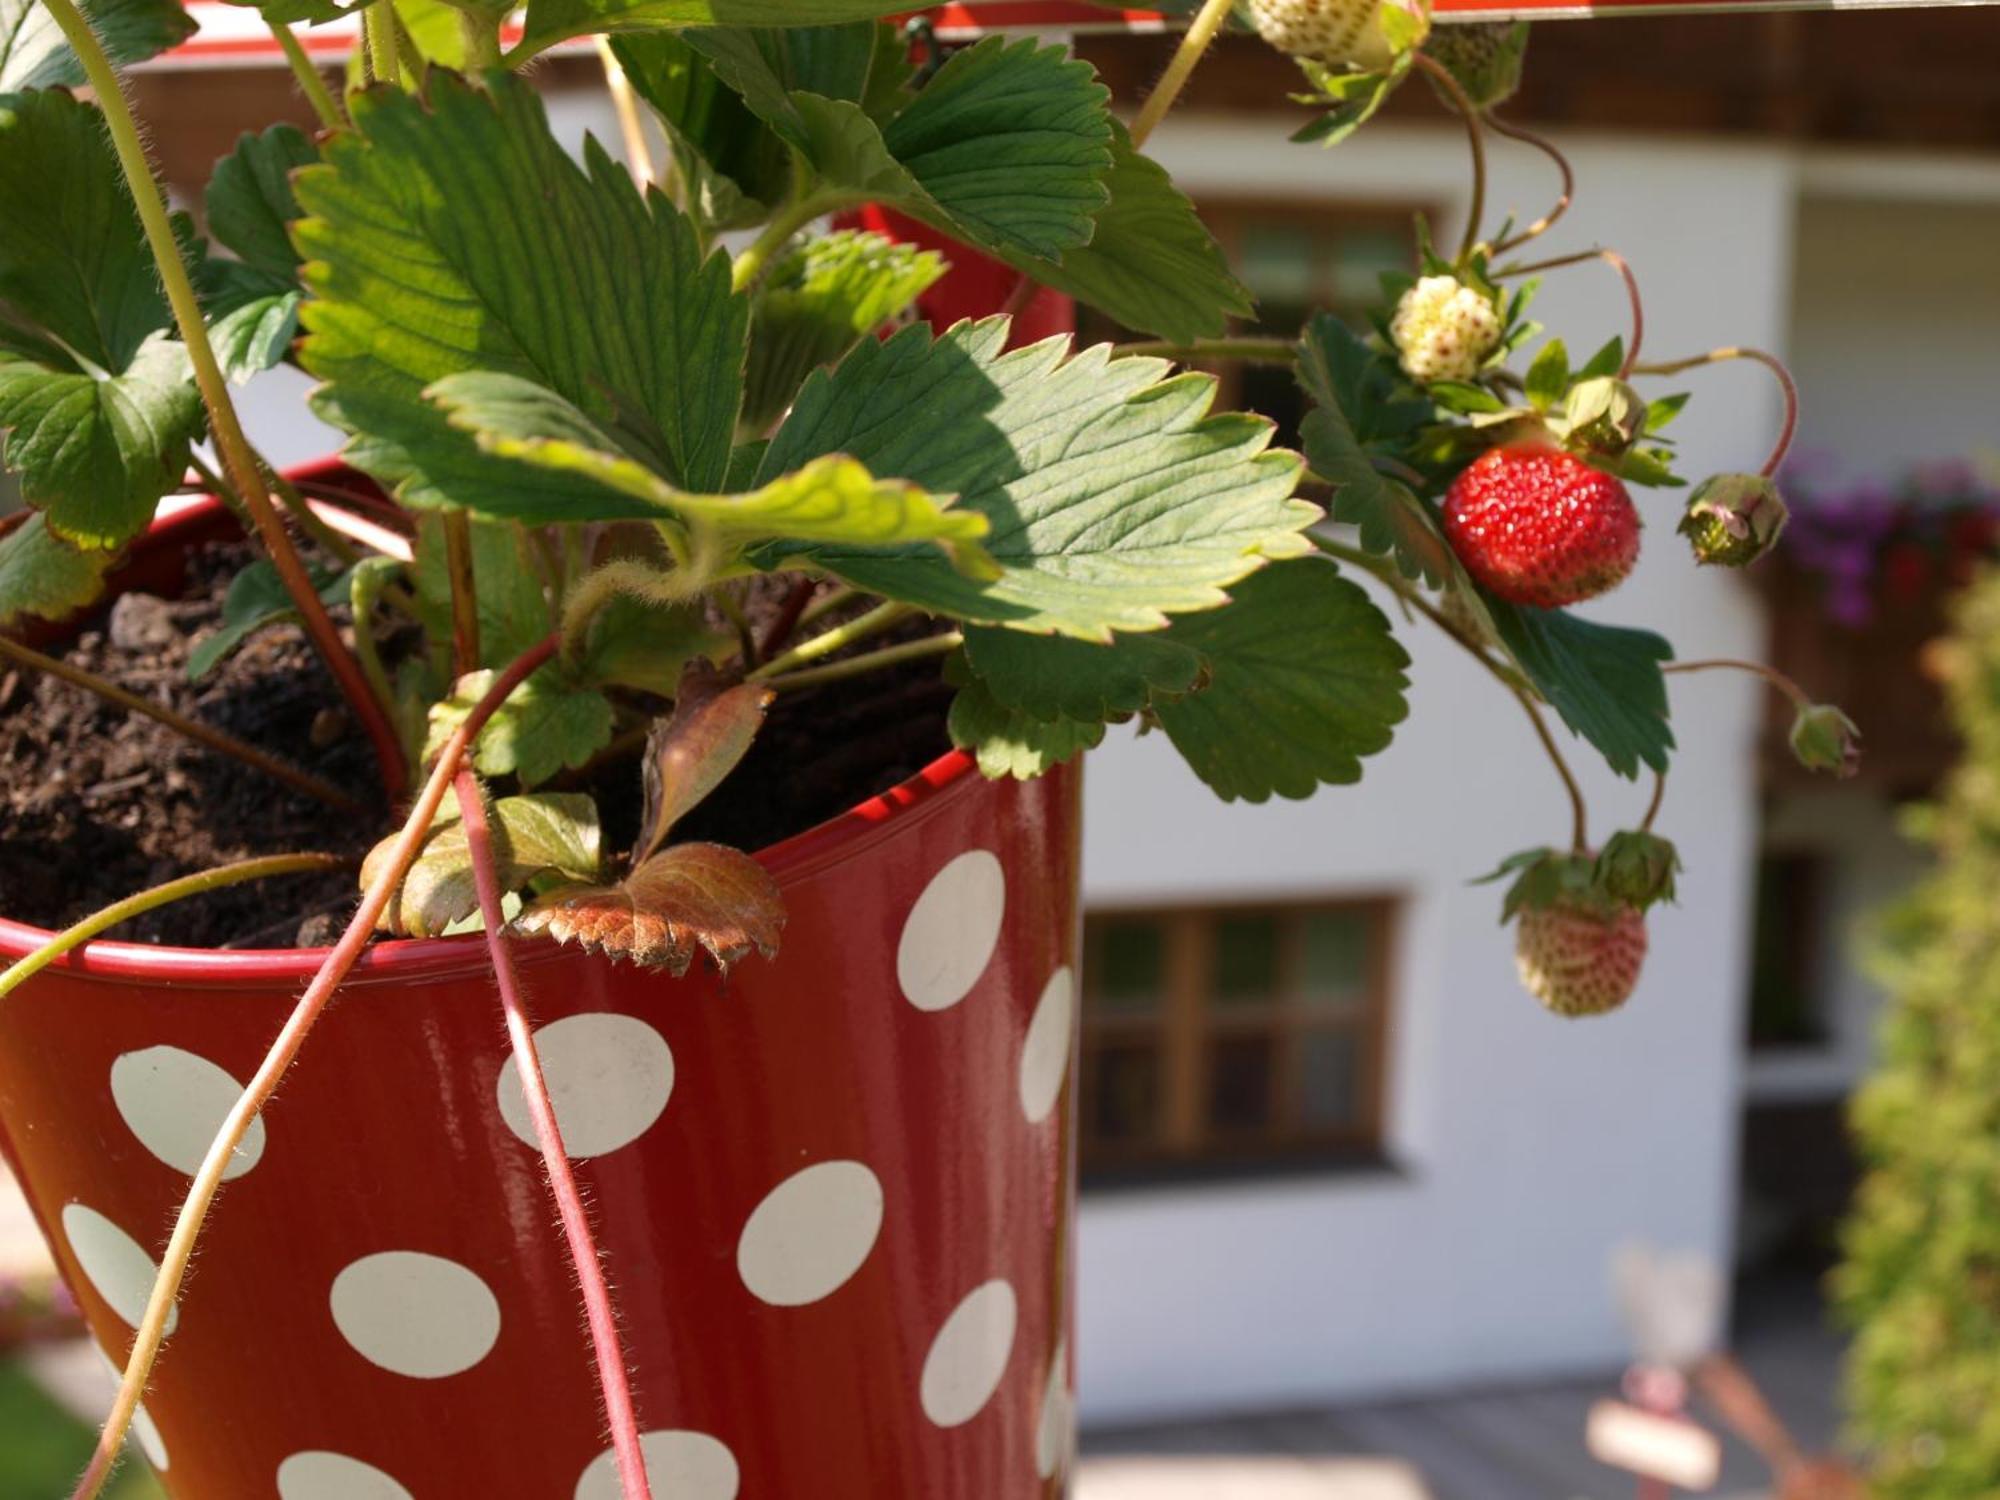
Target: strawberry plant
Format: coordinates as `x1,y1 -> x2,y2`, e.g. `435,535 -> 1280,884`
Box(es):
0,1 -> 1856,1495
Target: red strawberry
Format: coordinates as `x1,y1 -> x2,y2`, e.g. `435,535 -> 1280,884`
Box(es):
1516,900 -> 1649,1018
1443,445 -> 1642,609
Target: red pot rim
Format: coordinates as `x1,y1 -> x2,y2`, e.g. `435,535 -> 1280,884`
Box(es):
0,476 -> 984,987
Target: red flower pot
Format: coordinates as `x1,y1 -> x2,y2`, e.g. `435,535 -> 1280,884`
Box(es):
0,509 -> 1082,1497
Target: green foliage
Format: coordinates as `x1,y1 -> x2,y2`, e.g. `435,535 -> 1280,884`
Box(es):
1486,599 -> 1675,779
411,514 -> 553,670
0,0 -> 192,91
297,73 -> 748,521
198,124 -> 316,380
188,558 -> 355,680
0,89 -> 202,548
947,666 -> 1105,780
0,510 -> 112,626
759,319 -> 1315,639
517,0 -> 913,57
1837,572 -> 2000,1498
370,790 -> 603,937
610,30 -> 793,231
426,666 -> 615,787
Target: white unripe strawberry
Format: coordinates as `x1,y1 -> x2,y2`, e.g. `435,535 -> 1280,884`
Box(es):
1246,0 -> 1430,73
1390,274 -> 1502,384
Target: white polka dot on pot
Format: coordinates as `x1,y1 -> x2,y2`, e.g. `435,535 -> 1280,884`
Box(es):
495,1012 -> 674,1158
110,1046 -> 267,1181
737,1160 -> 884,1307
329,1250 -> 500,1379
1035,1341 -> 1075,1482
60,1204 -> 177,1337
898,850 -> 1006,1012
94,1350 -> 167,1472
920,1279 -> 1017,1429
1018,965 -> 1075,1126
277,1451 -> 414,1500
575,1430 -> 739,1500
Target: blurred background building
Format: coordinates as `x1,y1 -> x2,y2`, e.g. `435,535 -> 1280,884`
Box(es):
4,7 -> 1999,1495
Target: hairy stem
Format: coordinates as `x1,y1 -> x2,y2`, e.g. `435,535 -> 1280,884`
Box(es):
443,511 -> 482,673
748,600 -> 913,681
1665,656 -> 1812,710
1639,770 -> 1668,834
67,637 -> 559,1500
1512,687 -> 1589,852
453,771 -> 656,1500
1498,246 -> 1644,376
596,36 -> 656,187
459,8 -> 502,70
268,21 -> 342,130
1130,0 -> 1236,150
1485,113 -> 1573,256
1411,53 -> 1487,264
1632,348 -> 1801,477
348,557 -> 404,731
763,631 -> 962,693
732,192 -> 855,295
0,855 -> 345,1003
40,0 -> 409,798
1115,336 -> 1299,364
364,1 -> 399,87
0,635 -> 366,812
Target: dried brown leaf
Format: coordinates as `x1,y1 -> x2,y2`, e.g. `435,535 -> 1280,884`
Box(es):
635,666 -> 772,863
518,842 -> 785,976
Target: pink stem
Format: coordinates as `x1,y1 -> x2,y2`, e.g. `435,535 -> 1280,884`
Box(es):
452,770 -> 655,1500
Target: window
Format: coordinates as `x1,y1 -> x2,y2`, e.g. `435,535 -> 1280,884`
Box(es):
1746,850 -> 1830,1050
1079,900 -> 1396,1177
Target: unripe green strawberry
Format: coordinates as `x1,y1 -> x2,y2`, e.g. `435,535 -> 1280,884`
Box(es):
1390,274 -> 1502,384
1594,830 -> 1680,911
1246,0 -> 1431,73
1790,702 -> 1862,778
1442,445 -> 1642,609
1563,376 -> 1647,457
1679,473 -> 1789,567
1516,900 -> 1649,1018
1422,21 -> 1530,109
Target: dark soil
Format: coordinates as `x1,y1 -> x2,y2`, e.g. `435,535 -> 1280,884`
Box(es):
1,541 -> 952,950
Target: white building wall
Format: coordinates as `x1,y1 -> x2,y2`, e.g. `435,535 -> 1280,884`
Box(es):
1074,122 -> 1789,1422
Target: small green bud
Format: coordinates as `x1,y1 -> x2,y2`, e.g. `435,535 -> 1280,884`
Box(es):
1422,22 -> 1531,110
1790,703 -> 1862,778
1594,831 -> 1681,911
1679,473 -> 1790,567
1563,377 -> 1648,456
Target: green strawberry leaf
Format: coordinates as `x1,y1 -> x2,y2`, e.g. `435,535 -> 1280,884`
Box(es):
205,123 -> 316,280
579,593 -> 730,698
367,789 -> 603,939
201,274 -> 302,382
428,370 -> 995,569
1577,336 -> 1624,381
426,665 -> 615,788
517,0 -> 914,56
0,90 -> 203,547
0,511 -> 112,626
679,22 -> 888,142
411,512 -> 553,671
742,229 -> 944,433
959,623 -> 1204,724
1645,393 -> 1690,433
758,319 -> 1314,639
1524,338 -> 1570,411
1485,597 -> 1675,778
1151,557 -> 1411,803
188,557 -> 355,681
0,0 -> 195,91
947,669 -> 1104,781
296,73 -> 748,521
1290,55 -> 1411,148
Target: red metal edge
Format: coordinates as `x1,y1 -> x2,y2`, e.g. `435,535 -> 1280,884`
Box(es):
0,478 -> 987,986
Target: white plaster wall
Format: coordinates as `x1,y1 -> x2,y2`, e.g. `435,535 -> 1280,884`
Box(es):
1074,122 -> 1789,1423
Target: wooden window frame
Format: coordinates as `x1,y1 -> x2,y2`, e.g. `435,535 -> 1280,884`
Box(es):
1079,895 -> 1399,1182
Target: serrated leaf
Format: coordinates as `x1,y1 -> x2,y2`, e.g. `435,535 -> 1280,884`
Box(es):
959,624 -> 1202,724
636,670 -> 770,862
520,841 -> 785,975
203,280 -> 302,382
0,335 -> 203,549
679,23 -> 888,143
426,666 -> 615,788
206,123 -> 316,279
367,791 -> 603,938
611,31 -> 791,234
296,73 -> 748,522
428,371 -> 993,569
188,557 -> 354,680
411,513 -> 551,671
0,0 -> 195,92
1006,122 -> 1251,346
1525,339 -> 1570,410
580,593 -> 730,697
518,0 -> 912,55
948,673 -> 1103,780
742,229 -> 944,433
0,511 -> 110,626
759,319 -> 1315,639
1152,557 -> 1411,803
1485,597 -> 1674,779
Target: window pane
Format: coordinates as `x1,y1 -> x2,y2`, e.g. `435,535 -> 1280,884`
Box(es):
1213,914 -> 1280,1007
1091,919 -> 1165,1016
1207,1034 -> 1276,1133
1239,222 -> 1316,303
1089,1044 -> 1161,1144
1301,910 -> 1370,1011
1299,1030 -> 1361,1131
1332,229 -> 1411,307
